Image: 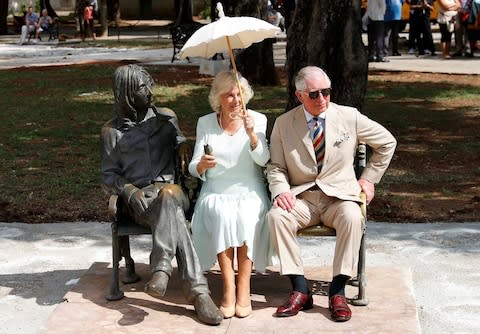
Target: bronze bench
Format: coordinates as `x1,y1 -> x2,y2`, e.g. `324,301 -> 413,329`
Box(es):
105,143 -> 368,306
169,22 -> 204,63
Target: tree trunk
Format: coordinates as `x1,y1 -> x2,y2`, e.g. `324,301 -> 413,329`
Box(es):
285,0 -> 367,111
174,0 -> 194,25
0,1 -> 8,34
232,0 -> 279,86
99,0 -> 108,37
139,0 -> 153,19
107,0 -> 120,22
40,0 -> 58,18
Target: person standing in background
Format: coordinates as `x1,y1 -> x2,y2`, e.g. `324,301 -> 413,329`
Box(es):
82,1 -> 96,41
367,0 -> 389,62
422,0 -> 437,55
384,0 -> 404,56
453,0 -> 472,56
438,0 -> 462,58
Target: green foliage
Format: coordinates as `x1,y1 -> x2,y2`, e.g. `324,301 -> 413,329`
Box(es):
198,5 -> 211,19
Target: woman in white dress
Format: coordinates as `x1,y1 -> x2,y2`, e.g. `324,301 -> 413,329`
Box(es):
188,71 -> 274,319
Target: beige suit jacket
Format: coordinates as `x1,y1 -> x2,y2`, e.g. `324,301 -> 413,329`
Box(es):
267,102 -> 397,202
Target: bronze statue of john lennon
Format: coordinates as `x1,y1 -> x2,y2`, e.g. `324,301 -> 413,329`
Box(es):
100,64 -> 222,325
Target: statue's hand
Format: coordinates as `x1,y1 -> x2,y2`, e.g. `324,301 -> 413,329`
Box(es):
177,142 -> 192,176
129,190 -> 148,215
122,183 -> 148,215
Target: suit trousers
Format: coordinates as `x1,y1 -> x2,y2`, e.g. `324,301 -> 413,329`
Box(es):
267,189 -> 365,278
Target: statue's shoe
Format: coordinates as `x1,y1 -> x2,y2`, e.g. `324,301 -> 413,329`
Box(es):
144,271 -> 169,298
194,293 -> 223,325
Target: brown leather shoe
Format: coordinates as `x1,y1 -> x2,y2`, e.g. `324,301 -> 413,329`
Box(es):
275,291 -> 313,317
329,295 -> 352,322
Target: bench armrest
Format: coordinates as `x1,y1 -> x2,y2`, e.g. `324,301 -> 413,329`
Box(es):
108,194 -> 119,220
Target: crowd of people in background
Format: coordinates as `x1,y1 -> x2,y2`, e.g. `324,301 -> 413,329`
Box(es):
363,0 -> 479,61
15,0 -> 98,45
14,0 -> 480,60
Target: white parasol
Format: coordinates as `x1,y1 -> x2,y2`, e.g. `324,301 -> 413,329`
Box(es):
179,2 -> 280,116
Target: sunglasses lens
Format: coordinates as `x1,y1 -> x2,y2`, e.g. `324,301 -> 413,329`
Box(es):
306,88 -> 331,99
321,88 -> 332,97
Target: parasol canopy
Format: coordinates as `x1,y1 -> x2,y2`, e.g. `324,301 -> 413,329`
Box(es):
179,3 -> 280,60
178,3 -> 280,117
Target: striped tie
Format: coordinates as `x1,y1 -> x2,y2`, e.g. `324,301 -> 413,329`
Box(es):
311,117 -> 325,172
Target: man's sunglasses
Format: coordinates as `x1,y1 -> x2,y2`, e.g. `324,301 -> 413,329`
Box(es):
305,88 -> 332,99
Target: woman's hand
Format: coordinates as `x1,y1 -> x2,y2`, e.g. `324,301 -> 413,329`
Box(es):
196,152 -> 216,176
243,113 -> 258,149
243,113 -> 255,132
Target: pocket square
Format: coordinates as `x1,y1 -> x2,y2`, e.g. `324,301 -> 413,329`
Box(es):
334,132 -> 350,146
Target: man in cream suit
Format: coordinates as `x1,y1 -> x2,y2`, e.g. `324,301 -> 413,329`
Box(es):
267,66 -> 396,322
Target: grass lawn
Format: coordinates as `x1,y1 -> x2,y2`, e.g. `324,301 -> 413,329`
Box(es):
0,64 -> 479,223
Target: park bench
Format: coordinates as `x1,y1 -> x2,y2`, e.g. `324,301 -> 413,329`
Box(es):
169,22 -> 204,63
104,141 -> 369,307
27,17 -> 60,42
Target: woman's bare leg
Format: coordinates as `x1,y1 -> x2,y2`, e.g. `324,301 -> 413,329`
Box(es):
236,245 -> 252,317
217,248 -> 236,317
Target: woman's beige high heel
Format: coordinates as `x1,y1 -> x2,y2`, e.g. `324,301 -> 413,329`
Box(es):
235,302 -> 252,318
220,304 -> 235,318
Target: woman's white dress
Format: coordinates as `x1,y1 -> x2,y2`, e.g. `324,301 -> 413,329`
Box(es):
188,110 -> 276,272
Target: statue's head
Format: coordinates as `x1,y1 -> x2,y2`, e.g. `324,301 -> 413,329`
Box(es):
112,64 -> 154,122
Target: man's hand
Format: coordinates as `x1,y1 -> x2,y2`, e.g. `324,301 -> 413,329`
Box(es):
358,178 -> 375,205
273,191 -> 296,212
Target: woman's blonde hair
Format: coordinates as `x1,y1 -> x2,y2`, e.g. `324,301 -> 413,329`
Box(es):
208,70 -> 254,113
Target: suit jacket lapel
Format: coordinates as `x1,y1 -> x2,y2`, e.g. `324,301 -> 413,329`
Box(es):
292,106 -> 316,163
324,105 -> 337,166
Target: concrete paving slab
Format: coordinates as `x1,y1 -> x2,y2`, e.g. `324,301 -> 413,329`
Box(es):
1,222 -> 480,334
39,262 -> 419,334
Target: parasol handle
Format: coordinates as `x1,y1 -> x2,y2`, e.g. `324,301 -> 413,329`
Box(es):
226,36 -> 247,117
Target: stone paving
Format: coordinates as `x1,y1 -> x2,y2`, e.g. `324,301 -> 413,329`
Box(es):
0,28 -> 479,74
1,222 -> 480,334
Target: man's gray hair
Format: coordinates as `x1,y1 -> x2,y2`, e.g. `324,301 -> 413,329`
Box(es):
294,66 -> 331,91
